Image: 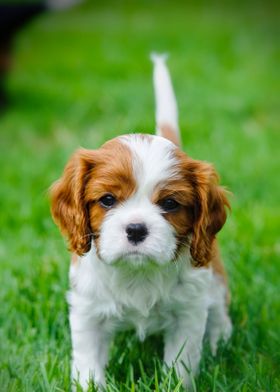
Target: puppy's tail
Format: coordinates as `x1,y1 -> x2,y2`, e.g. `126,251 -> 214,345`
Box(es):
151,53 -> 180,146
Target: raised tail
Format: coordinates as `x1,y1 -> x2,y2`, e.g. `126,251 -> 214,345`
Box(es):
151,53 -> 180,146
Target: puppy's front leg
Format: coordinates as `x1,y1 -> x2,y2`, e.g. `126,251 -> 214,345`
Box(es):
70,309 -> 111,390
164,308 -> 208,387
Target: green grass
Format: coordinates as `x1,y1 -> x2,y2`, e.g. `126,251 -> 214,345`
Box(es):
1,1 -> 279,391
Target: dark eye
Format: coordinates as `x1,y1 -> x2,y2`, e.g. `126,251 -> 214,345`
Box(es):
99,194 -> 117,208
159,198 -> 179,212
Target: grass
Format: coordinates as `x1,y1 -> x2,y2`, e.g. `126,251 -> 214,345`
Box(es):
0,1 -> 279,391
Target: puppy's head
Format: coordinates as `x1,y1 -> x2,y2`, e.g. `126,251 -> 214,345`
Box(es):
50,135 -> 229,267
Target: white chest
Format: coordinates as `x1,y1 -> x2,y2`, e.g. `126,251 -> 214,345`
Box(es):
68,249 -> 213,339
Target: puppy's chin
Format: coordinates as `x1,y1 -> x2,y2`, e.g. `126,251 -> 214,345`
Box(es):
100,249 -> 173,269
117,252 -> 158,268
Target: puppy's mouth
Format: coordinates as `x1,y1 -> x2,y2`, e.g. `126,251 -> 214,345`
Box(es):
115,250 -> 154,267
125,250 -> 144,256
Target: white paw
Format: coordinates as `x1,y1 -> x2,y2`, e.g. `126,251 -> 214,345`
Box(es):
209,315 -> 232,356
72,368 -> 105,391
174,362 -> 197,391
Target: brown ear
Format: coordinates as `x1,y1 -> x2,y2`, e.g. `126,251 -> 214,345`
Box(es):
50,149 -> 96,256
187,159 -> 230,267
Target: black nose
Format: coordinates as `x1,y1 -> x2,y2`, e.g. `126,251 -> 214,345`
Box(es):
126,223 -> 148,245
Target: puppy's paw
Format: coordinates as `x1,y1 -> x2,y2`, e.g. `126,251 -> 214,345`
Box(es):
209,314 -> 232,356
72,369 -> 105,391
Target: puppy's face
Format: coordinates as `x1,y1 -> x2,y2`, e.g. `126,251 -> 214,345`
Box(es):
51,135 -> 229,267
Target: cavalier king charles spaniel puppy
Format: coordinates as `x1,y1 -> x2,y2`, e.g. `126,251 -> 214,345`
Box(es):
50,54 -> 232,390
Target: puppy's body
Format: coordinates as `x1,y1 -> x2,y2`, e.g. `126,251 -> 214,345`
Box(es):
69,241 -> 230,387
51,55 -> 232,389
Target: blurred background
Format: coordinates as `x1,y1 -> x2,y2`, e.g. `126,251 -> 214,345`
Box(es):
0,1 -> 279,391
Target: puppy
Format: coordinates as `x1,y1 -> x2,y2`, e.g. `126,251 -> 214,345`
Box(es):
50,54 -> 232,390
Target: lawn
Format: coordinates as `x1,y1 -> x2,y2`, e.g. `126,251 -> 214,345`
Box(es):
0,1 -> 279,391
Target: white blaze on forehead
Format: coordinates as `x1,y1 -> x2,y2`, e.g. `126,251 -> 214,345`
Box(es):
120,134 -> 178,196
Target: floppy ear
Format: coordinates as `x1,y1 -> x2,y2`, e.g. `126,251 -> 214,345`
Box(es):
187,159 -> 230,267
50,149 -> 96,256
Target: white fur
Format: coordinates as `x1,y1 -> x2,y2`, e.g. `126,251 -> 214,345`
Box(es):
121,134 -> 178,187
98,135 -> 178,267
66,61 -> 231,390
68,135 -> 231,390
151,53 -> 180,140
69,246 -> 231,390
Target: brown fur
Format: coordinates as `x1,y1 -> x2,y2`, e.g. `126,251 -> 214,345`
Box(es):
50,138 -> 135,256
153,155 -> 229,267
50,148 -> 95,256
51,137 -> 229,272
210,240 -> 227,283
159,123 -> 181,146
170,149 -> 230,267
152,179 -> 196,256
85,139 -> 136,254
158,124 -> 229,268
71,253 -> 78,264
209,240 -> 231,303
